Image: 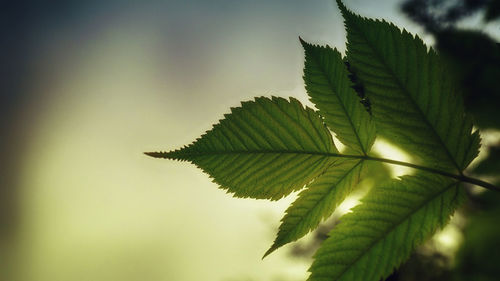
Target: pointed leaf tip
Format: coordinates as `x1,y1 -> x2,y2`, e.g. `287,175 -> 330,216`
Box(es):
299,36 -> 306,46
262,246 -> 276,259
144,151 -> 171,158
335,0 -> 348,12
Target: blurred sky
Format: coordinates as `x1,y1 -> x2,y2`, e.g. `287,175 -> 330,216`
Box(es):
1,1 -> 498,281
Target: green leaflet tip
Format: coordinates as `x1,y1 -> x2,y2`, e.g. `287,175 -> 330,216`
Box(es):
335,0 -> 355,23
299,37 -> 313,50
144,149 -> 192,161
144,151 -> 170,158
335,0 -> 346,11
262,245 -> 278,259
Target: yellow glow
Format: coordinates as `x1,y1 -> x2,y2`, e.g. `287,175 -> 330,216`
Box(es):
372,138 -> 414,177
432,220 -> 464,261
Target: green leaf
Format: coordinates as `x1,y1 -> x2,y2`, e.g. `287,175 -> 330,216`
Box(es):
301,39 -> 376,155
264,158 -> 364,257
308,173 -> 464,281
146,96 -> 338,200
337,0 -> 480,172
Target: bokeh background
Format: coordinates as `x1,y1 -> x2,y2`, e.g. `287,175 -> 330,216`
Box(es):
1,1 -> 499,281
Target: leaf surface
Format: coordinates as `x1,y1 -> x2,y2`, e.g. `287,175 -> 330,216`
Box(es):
302,39 -> 376,155
308,173 -> 464,281
264,158 -> 364,257
146,97 -> 338,200
337,0 -> 480,172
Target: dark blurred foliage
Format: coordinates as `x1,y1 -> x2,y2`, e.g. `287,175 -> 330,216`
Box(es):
386,251 -> 453,281
401,0 -> 500,130
473,144 -> 500,176
402,0 -> 491,31
452,189 -> 500,281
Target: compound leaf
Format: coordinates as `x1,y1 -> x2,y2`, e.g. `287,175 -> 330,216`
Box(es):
146,3 -> 495,280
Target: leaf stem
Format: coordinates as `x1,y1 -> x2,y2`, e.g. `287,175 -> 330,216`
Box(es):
361,155 -> 500,192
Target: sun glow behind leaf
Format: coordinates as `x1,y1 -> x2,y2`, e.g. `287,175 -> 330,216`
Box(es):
372,138 -> 414,177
